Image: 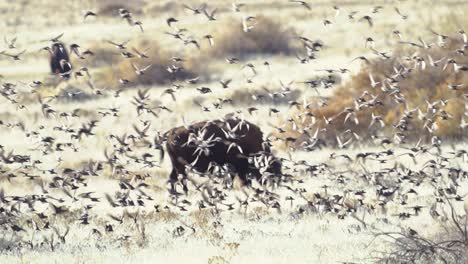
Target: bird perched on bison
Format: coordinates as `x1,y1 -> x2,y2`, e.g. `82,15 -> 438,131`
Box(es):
164,115 -> 282,193
47,42 -> 72,78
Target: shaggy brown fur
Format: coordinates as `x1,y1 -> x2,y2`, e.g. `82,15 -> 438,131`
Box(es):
165,117 -> 281,193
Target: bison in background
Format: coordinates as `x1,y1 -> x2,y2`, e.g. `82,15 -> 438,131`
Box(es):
49,42 -> 72,78
165,115 -> 282,193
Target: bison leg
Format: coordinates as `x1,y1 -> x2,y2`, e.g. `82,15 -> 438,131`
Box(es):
237,168 -> 257,187
238,172 -> 251,186
236,156 -> 267,187
169,168 -> 189,194
169,168 -> 178,192
181,178 -> 188,194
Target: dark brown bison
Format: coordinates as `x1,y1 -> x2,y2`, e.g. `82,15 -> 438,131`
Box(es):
165,116 -> 281,193
49,42 -> 71,78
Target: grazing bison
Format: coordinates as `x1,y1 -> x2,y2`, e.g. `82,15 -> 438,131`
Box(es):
49,42 -> 71,76
165,116 -> 281,193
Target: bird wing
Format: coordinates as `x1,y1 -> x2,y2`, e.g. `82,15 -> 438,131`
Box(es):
211,8 -> 218,17
107,40 -> 119,46
132,47 -> 142,55
183,4 -> 195,11
141,64 -> 152,71
51,32 -> 64,41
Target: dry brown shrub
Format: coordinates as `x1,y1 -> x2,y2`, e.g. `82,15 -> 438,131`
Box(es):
287,39 -> 468,145
206,15 -> 298,59
143,2 -> 179,14
77,44 -> 120,68
229,86 -> 302,106
95,38 -> 202,88
96,0 -> 146,16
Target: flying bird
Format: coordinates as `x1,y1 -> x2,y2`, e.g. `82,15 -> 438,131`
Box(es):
289,0 -> 311,10
83,10 -> 97,20
132,63 -> 152,75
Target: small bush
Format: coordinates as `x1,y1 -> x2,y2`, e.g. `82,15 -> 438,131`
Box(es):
143,2 -> 178,14
229,86 -> 302,106
97,0 -> 146,16
78,44 -> 120,68
95,37 -> 202,88
373,197 -> 468,264
207,15 -> 298,59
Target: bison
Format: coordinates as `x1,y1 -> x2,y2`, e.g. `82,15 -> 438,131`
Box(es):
164,116 -> 281,193
49,42 -> 71,77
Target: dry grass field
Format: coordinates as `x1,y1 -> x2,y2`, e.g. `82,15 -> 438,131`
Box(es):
0,0 -> 468,263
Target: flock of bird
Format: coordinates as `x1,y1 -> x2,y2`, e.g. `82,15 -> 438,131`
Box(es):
0,0 -> 467,256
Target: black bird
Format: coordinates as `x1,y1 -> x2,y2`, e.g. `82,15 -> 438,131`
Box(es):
83,11 -> 97,20
359,15 -> 373,27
